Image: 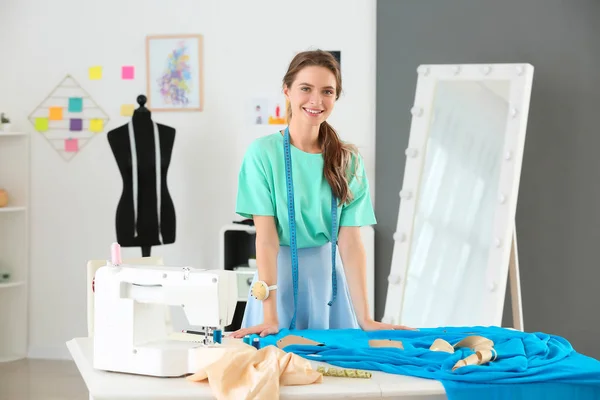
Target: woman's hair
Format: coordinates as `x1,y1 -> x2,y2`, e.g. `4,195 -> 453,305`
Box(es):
283,49 -> 359,205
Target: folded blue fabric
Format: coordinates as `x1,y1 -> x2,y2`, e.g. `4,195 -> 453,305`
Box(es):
255,326 -> 600,400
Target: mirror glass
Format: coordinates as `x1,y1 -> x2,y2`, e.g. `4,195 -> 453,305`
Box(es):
400,80 -> 510,328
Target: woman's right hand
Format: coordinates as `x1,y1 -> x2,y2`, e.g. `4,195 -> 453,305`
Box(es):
230,321 -> 280,339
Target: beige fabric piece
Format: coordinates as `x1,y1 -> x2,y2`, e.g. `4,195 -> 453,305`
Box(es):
276,335 -> 323,349
429,339 -> 455,353
452,336 -> 494,352
450,336 -> 496,371
186,343 -> 323,400
452,349 -> 497,371
368,339 -> 404,349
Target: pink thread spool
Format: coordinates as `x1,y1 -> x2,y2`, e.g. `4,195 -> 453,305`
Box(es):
111,242 -> 122,266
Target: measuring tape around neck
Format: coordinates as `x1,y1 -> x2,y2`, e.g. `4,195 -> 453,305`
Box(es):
283,127 -> 338,330
128,120 -> 163,244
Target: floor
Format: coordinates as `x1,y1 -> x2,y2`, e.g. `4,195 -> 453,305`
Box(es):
0,358 -> 88,400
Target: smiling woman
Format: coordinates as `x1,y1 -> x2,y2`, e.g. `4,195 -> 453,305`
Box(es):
231,50 -> 415,339
282,54 -> 355,204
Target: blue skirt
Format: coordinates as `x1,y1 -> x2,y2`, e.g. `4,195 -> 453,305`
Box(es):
241,242 -> 360,330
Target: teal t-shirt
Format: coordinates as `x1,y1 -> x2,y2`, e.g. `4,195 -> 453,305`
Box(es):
236,132 -> 377,248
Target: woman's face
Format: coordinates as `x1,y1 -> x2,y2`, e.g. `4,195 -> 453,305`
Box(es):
284,66 -> 337,127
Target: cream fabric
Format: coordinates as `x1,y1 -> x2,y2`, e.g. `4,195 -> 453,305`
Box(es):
186,343 -> 322,400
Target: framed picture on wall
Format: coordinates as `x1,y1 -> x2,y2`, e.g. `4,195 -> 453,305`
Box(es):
145,34 -> 204,112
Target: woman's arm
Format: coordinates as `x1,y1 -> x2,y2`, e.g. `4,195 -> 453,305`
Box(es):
253,215 -> 280,325
337,226 -> 371,326
338,226 -> 416,331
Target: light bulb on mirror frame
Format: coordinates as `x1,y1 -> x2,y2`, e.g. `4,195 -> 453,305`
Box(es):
516,65 -> 524,76
410,106 -> 423,117
405,147 -> 419,158
400,190 -> 412,200
393,232 -> 407,242
387,274 -> 402,285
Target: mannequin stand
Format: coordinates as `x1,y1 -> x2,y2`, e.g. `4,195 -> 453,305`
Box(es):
142,246 -> 152,257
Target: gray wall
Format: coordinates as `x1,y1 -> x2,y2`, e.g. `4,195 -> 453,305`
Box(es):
375,0 -> 600,359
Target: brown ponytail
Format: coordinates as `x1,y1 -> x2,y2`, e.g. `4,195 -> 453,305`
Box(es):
283,50 -> 359,205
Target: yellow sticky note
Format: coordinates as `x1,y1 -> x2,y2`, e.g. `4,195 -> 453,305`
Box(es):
89,66 -> 102,80
120,104 -> 135,116
35,117 -> 48,132
89,118 -> 104,132
49,107 -> 63,120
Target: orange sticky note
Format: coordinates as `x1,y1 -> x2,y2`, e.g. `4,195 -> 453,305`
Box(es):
120,104 -> 135,116
89,118 -> 104,132
49,107 -> 63,120
65,138 -> 78,152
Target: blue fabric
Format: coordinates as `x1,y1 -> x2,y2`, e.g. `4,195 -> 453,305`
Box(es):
241,243 -> 360,331
253,326 -> 600,399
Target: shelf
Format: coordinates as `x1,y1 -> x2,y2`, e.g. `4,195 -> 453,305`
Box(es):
0,131 -> 27,137
0,206 -> 26,213
0,281 -> 26,289
0,131 -> 28,364
0,354 -> 26,362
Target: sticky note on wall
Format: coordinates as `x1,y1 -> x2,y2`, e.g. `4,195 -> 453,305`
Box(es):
90,119 -> 104,132
70,118 -> 83,131
68,97 -> 83,113
122,66 -> 134,80
35,117 -> 49,132
49,107 -> 63,120
65,138 -> 78,152
89,66 -> 102,80
120,104 -> 135,116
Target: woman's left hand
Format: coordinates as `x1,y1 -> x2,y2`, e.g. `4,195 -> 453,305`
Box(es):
359,318 -> 417,331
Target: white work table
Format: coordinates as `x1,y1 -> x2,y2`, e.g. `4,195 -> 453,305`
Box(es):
66,337 -> 446,400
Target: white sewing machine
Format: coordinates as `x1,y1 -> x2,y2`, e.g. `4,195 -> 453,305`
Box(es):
93,259 -> 238,378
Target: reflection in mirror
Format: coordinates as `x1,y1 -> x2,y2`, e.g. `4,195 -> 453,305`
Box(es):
401,80 -> 510,328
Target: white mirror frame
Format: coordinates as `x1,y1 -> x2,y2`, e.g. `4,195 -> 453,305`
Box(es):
382,63 -> 534,329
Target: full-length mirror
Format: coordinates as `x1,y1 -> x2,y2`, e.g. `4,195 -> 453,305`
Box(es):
383,64 -> 534,329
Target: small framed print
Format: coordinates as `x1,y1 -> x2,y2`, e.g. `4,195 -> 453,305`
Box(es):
146,34 -> 204,112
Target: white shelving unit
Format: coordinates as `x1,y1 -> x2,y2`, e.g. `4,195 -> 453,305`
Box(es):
0,131 -> 29,362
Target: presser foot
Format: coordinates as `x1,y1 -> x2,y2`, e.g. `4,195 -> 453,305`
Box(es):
188,326 -> 223,345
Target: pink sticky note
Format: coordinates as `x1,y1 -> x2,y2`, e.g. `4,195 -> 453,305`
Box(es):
122,66 -> 134,80
65,138 -> 78,152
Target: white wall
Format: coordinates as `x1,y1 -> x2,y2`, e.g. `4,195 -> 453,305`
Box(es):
0,0 -> 376,359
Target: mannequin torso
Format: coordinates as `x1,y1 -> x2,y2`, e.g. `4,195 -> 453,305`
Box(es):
107,110 -> 176,255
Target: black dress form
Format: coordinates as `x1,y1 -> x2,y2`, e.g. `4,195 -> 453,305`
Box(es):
107,95 -> 176,256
